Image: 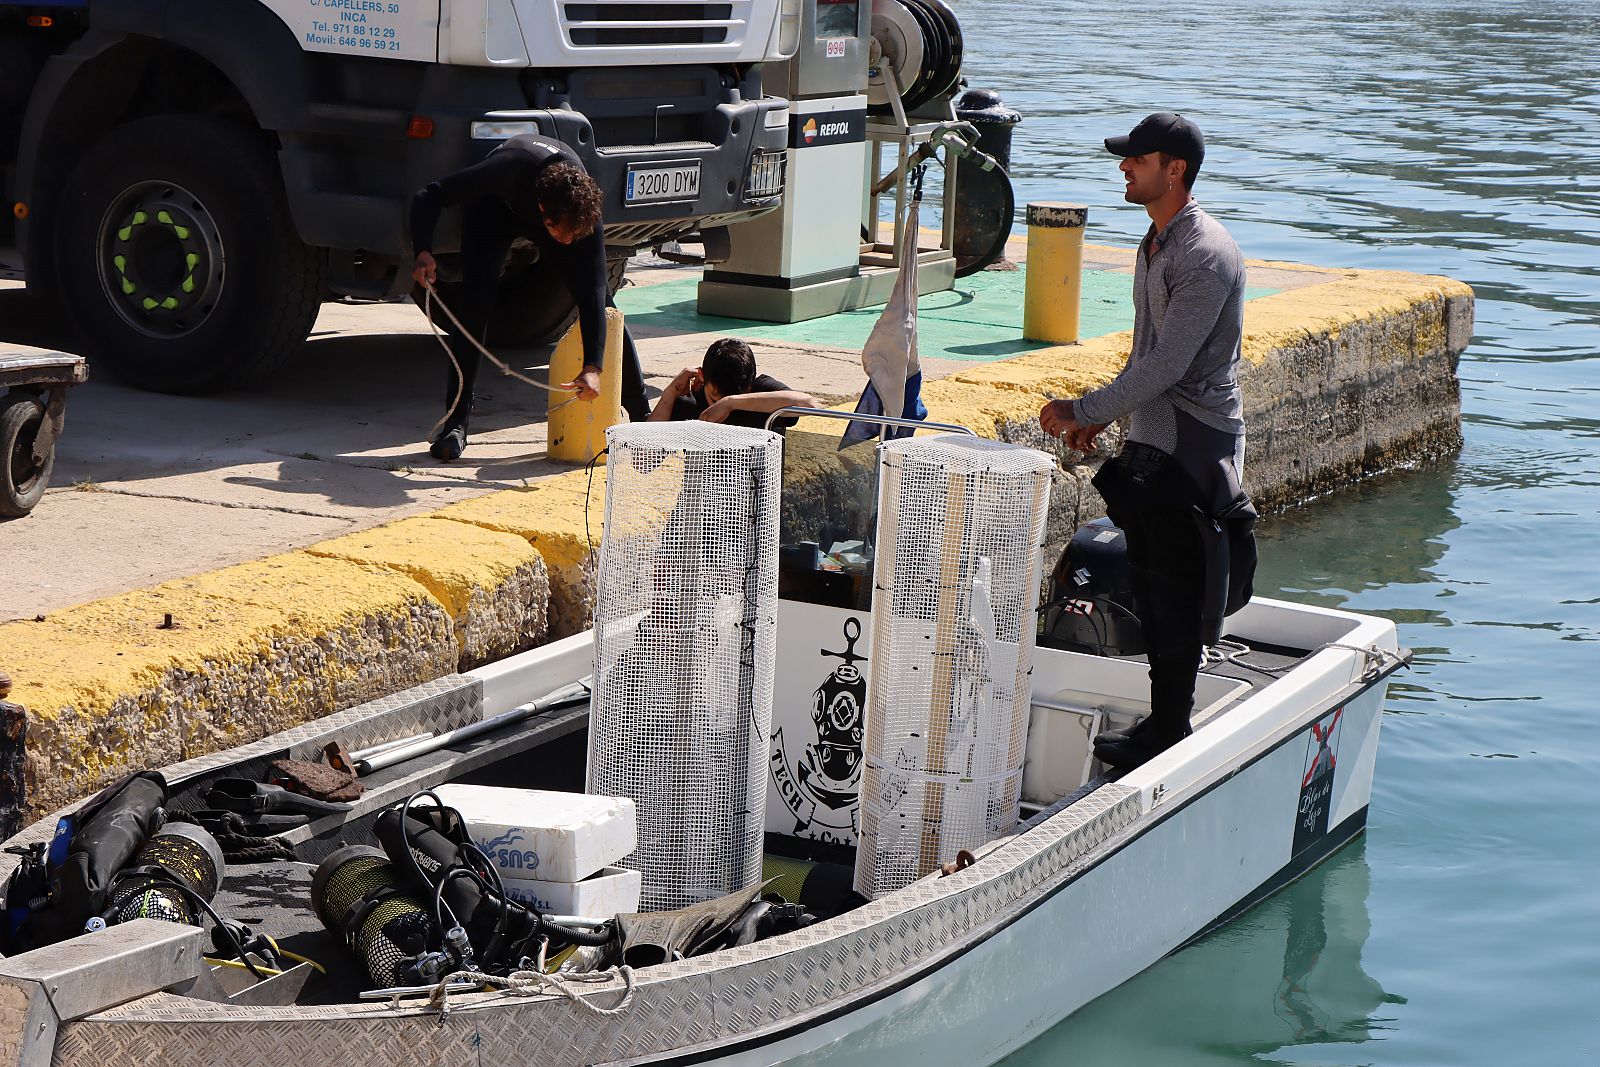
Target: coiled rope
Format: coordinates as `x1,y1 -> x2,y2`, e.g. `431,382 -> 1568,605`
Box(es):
419,282 -> 582,445
424,964 -> 636,1018
1203,640 -> 1408,684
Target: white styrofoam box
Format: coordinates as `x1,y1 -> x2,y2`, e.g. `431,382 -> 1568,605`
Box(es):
433,784 -> 637,883
498,866 -> 642,919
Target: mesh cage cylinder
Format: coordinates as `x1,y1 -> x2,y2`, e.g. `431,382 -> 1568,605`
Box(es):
588,423 -> 782,911
107,822 -> 225,927
854,434 -> 1054,899
312,845 -> 439,988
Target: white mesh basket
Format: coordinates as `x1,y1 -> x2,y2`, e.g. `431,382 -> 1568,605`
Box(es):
855,434 -> 1054,899
587,422 -> 782,911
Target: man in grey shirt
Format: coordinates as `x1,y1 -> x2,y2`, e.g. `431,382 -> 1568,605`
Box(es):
1040,112 -> 1248,771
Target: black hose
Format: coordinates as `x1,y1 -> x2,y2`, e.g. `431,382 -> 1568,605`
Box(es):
540,915 -> 615,947
122,872 -> 271,980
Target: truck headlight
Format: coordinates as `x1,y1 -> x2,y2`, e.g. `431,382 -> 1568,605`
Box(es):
471,119 -> 544,140
746,150 -> 786,199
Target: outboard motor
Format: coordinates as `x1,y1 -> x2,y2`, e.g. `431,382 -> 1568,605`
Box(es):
1038,518 -> 1146,656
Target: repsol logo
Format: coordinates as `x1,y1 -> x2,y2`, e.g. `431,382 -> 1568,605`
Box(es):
791,110 -> 864,149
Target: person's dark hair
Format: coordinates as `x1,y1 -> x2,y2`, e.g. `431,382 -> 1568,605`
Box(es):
1158,152 -> 1200,190
702,338 -> 757,395
535,162 -> 604,236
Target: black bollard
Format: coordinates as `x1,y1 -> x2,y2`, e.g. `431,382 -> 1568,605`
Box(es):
955,87 -> 1022,171
0,670 -> 25,841
952,87 -> 1023,275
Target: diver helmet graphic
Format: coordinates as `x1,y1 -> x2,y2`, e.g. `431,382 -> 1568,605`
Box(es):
799,618 -> 867,809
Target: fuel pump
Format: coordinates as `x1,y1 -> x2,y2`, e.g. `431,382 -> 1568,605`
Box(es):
697,0 -> 874,322
699,0 -> 982,324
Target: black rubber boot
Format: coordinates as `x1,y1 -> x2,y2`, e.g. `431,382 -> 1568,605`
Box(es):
1094,716 -> 1151,747
430,423 -> 468,463
1093,721 -> 1192,771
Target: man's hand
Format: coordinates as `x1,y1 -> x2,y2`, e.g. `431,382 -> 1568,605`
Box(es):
667,367 -> 702,398
411,251 -> 438,289
1068,421 -> 1108,452
1039,399 -> 1079,441
560,366 -> 602,401
699,396 -> 737,424
1040,399 -> 1106,452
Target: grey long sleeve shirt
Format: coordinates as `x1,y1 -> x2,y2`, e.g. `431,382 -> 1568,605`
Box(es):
1073,201 -> 1246,436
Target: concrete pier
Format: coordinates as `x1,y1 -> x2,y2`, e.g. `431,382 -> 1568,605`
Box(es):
0,241 -> 1471,814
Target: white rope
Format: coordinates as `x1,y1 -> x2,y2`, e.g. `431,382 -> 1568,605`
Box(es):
420,283 -> 581,444
1203,639 -> 1407,684
425,964 -> 637,1018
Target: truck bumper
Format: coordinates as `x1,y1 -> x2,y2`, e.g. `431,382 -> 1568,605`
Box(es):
281,63 -> 787,298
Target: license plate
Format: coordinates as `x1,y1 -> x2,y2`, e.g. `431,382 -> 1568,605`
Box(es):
625,161 -> 701,206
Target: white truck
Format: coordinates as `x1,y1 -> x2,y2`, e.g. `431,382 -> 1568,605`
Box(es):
0,0 -> 797,391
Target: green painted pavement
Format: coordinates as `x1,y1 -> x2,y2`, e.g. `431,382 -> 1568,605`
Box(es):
617,268 -> 1279,362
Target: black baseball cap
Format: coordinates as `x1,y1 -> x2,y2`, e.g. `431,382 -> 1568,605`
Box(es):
1105,113 -> 1205,171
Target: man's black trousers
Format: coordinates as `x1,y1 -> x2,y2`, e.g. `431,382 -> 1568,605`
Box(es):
1120,506 -> 1207,728
1098,444 -> 1210,731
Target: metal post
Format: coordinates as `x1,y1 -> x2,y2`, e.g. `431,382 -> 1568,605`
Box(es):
1023,202 -> 1088,344
548,307 -> 626,464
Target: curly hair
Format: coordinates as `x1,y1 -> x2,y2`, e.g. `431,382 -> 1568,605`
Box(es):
702,337 -> 757,395
535,162 -> 604,236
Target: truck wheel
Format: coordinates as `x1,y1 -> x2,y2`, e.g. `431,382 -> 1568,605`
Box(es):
55,115 -> 325,394
0,395 -> 52,519
484,254 -> 629,348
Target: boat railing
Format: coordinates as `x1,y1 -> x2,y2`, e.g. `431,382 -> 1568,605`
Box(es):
762,406 -> 978,436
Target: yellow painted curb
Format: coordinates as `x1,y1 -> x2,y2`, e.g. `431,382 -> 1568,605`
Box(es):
305,516 -> 550,668
1,552 -> 457,812
427,468 -> 607,639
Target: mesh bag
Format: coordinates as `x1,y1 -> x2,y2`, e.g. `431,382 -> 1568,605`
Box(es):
854,434 -> 1053,899
588,423 -> 782,911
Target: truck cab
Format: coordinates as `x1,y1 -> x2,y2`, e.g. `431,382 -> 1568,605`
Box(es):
0,0 -> 796,392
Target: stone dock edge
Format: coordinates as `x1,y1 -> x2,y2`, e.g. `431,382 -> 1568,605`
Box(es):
0,262 -> 1472,815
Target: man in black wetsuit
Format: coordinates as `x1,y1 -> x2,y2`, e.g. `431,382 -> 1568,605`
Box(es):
410,134 -> 650,462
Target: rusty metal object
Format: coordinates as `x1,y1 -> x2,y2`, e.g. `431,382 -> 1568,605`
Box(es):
1,684 -> 27,841
939,849 -> 976,877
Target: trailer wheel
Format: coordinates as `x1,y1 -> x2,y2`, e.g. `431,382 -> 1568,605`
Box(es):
0,394 -> 52,519
483,254 -> 629,348
55,115 -> 325,394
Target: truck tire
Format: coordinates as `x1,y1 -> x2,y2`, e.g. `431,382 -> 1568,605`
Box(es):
484,254 -> 629,348
0,394 -> 51,519
54,115 -> 325,394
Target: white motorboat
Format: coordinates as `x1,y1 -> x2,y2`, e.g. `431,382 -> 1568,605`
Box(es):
0,417 -> 1407,1067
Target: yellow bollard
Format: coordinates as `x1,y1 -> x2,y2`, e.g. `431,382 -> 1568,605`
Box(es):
1022,202 -> 1088,344
548,306 -> 626,463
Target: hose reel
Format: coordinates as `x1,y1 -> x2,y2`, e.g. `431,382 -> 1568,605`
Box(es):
867,0 -> 964,116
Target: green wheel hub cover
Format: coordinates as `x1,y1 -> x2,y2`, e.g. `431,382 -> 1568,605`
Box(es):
95,182 -> 226,338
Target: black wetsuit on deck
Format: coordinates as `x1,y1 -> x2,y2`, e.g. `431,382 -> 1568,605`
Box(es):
409,135 -> 649,430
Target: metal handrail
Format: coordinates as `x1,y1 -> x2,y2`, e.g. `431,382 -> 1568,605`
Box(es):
762,406 -> 977,436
